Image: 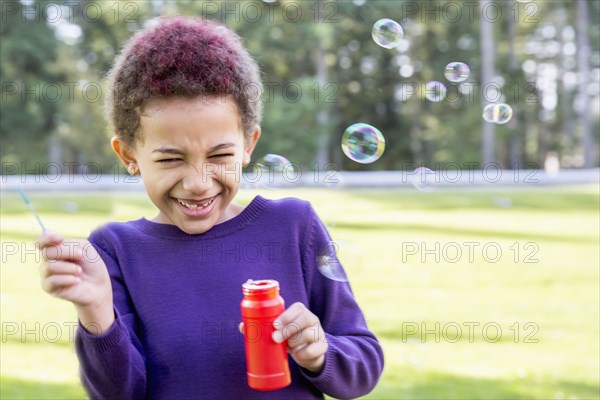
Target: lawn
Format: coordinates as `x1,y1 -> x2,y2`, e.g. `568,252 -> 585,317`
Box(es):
1,185 -> 599,399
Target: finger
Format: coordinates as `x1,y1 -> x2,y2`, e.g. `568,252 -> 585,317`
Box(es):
42,243 -> 83,263
239,322 -> 244,335
41,274 -> 81,293
289,341 -> 324,360
274,310 -> 319,344
36,231 -> 64,250
290,342 -> 327,369
42,261 -> 82,278
274,302 -> 308,329
81,241 -> 99,263
273,319 -> 317,345
47,282 -> 81,301
280,323 -> 310,347
288,343 -> 308,354
284,321 -> 325,349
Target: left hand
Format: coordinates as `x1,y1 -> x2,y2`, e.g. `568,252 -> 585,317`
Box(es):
239,302 -> 328,374
273,302 -> 328,373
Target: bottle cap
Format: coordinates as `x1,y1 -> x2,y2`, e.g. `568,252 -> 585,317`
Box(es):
242,279 -> 279,293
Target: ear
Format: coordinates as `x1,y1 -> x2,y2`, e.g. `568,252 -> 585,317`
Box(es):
111,136 -> 137,166
242,126 -> 261,165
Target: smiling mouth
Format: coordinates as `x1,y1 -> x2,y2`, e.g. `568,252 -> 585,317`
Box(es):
176,196 -> 215,210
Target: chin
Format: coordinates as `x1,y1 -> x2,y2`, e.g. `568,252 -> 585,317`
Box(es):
178,222 -> 215,235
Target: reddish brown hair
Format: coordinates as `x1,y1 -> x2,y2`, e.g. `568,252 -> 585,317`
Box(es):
104,17 -> 263,147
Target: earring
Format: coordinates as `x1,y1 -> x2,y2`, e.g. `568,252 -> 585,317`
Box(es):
127,163 -> 139,175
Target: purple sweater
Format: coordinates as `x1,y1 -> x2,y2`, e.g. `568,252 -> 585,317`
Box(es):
76,196 -> 384,399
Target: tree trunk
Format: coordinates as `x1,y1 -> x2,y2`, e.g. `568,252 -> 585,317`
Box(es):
316,44 -> 329,168
537,91 -> 550,167
558,2 -> 575,163
410,98 -> 423,165
315,0 -> 330,169
507,2 -> 522,168
47,132 -> 62,166
576,0 -> 596,168
480,0 -> 496,166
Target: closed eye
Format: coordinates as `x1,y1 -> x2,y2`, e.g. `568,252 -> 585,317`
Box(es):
209,154 -> 234,159
156,158 -> 182,163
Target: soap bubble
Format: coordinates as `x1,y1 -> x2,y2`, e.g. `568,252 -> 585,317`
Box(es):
244,154 -> 296,189
316,241 -> 348,282
410,167 -> 437,192
256,154 -> 294,174
424,81 -> 447,102
372,19 -> 403,49
482,103 -> 513,124
341,123 -> 385,164
444,62 -> 470,83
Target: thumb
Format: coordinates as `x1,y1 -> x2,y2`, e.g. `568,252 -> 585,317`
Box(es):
36,230 -> 64,250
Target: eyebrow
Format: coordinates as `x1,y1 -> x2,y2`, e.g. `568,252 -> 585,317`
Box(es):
152,148 -> 184,155
208,143 -> 236,152
152,143 -> 236,154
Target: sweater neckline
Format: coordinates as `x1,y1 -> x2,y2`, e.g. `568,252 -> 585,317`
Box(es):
132,195 -> 268,240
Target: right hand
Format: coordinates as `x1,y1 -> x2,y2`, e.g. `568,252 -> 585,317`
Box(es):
38,231 -> 114,333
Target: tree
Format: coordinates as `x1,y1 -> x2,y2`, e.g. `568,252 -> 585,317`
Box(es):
0,0 -> 64,167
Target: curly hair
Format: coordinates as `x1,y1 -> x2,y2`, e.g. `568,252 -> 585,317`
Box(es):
104,17 -> 263,147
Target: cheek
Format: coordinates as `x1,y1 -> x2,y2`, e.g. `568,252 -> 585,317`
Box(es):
143,168 -> 180,191
221,160 -> 244,180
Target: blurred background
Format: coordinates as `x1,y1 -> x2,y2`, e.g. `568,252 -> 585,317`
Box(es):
1,0 -> 599,171
1,1 -> 599,399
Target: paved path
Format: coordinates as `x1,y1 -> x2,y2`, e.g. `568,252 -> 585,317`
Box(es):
1,169 -> 598,192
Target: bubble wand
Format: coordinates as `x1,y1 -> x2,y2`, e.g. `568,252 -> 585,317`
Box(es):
17,186 -> 47,234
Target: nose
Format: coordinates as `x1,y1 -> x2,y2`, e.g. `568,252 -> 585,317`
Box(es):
181,163 -> 216,194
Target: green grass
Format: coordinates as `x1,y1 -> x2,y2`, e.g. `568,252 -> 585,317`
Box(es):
1,186 -> 599,399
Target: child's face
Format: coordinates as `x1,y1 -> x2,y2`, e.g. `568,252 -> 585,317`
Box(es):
113,96 -> 260,234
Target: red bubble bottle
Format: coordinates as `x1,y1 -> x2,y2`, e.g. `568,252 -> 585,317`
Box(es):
241,279 -> 291,390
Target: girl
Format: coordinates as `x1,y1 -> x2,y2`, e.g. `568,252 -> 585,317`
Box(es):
38,17 -> 384,399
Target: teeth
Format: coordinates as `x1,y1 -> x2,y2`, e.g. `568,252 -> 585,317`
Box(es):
177,198 -> 213,210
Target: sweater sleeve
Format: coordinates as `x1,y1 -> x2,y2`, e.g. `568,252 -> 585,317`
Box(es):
299,205 -> 385,399
74,228 -> 147,399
